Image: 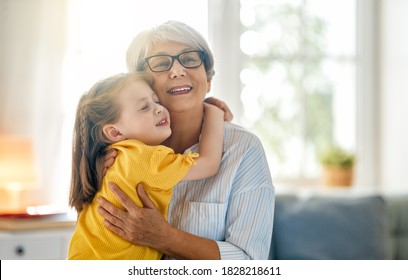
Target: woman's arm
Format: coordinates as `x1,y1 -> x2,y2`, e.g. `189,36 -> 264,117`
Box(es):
183,103 -> 224,181
98,183 -> 220,259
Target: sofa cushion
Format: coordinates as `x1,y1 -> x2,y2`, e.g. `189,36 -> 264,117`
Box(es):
387,195 -> 408,259
271,195 -> 393,259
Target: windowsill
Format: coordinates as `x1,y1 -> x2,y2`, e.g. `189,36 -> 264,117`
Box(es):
275,182 -> 408,197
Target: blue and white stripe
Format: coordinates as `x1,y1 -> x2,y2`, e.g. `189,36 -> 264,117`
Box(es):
167,122 -> 275,259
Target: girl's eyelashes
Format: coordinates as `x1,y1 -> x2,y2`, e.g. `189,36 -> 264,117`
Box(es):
139,104 -> 149,111
139,98 -> 161,111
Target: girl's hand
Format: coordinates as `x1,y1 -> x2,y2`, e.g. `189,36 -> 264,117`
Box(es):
203,102 -> 225,118
102,149 -> 118,176
204,97 -> 233,122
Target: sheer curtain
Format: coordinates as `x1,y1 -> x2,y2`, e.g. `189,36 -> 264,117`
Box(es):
0,0 -> 68,208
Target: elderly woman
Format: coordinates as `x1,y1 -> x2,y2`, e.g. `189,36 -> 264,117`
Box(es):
98,20 -> 275,260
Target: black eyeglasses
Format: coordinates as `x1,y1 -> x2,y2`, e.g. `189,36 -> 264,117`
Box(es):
144,50 -> 204,73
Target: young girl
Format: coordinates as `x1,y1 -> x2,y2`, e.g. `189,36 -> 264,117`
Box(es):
68,72 -> 224,259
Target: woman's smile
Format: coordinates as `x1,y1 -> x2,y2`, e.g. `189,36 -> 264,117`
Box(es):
167,85 -> 193,95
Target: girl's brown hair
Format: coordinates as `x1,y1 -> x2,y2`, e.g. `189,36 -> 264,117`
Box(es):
69,72 -> 152,212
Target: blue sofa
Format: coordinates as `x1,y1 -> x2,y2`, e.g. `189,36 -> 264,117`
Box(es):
269,192 -> 408,259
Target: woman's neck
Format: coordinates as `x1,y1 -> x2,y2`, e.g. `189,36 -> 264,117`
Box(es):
162,110 -> 203,154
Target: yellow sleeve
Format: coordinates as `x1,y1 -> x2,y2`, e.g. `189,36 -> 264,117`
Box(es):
146,146 -> 199,190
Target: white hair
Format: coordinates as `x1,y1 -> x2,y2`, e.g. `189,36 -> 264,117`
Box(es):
126,21 -> 215,80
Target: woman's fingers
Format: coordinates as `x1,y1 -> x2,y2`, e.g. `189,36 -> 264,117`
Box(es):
136,184 -> 156,209
107,182 -> 139,212
97,196 -> 126,226
103,149 -> 118,168
97,202 -> 127,238
97,182 -> 167,247
102,149 -> 118,176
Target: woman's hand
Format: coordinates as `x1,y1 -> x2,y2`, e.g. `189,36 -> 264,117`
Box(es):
97,182 -> 170,249
204,97 -> 233,122
102,149 -> 118,176
98,182 -> 221,259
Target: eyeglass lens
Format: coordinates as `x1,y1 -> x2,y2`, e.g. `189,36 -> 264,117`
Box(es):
146,51 -> 203,72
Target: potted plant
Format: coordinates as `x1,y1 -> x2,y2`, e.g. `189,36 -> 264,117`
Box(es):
319,146 -> 355,187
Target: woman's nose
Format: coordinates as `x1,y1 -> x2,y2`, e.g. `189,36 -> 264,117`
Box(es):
169,60 -> 186,79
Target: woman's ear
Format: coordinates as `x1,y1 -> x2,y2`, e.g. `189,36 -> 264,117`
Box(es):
102,124 -> 124,142
206,79 -> 212,94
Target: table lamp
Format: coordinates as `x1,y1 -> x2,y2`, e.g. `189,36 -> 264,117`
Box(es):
0,135 -> 38,214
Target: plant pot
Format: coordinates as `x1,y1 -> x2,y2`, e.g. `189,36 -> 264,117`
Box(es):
322,166 -> 353,187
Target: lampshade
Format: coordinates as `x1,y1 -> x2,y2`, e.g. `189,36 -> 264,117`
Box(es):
0,135 -> 37,186
0,135 -> 38,214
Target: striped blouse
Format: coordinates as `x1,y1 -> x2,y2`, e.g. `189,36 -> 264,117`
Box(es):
167,122 -> 275,259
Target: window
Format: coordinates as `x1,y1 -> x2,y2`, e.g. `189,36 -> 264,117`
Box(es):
212,0 -> 358,188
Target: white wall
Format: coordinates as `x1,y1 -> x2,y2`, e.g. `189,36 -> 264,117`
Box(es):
379,0 -> 408,192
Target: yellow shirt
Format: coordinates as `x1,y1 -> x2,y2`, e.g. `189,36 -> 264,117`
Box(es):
68,139 -> 198,260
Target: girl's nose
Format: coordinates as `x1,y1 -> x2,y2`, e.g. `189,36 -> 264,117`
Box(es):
154,103 -> 163,115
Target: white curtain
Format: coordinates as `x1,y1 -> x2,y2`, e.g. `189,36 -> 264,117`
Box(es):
0,0 -> 68,208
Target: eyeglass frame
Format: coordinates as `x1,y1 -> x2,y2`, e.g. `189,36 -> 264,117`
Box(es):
143,50 -> 205,73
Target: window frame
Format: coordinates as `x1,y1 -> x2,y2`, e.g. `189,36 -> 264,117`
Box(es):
208,0 -> 379,189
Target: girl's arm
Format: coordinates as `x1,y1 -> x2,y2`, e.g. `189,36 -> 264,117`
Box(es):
205,96 -> 233,122
101,98 -> 232,177
183,103 -> 224,181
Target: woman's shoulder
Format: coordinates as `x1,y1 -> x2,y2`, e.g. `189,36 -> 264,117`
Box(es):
224,122 -> 256,135
224,122 -> 262,146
